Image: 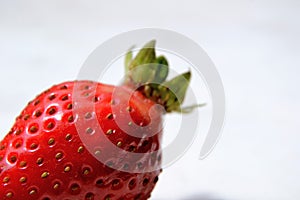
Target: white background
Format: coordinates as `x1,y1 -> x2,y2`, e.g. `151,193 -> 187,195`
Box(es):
0,1 -> 299,199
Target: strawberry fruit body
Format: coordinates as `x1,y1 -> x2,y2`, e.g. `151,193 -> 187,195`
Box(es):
0,41 -> 191,200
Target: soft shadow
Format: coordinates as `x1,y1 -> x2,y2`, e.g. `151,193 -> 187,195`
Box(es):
180,193 -> 227,200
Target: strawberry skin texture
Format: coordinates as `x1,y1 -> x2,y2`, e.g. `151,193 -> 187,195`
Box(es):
0,81 -> 162,200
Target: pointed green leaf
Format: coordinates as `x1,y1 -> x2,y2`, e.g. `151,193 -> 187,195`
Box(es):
153,56 -> 169,83
129,40 -> 156,71
162,71 -> 191,104
124,46 -> 134,74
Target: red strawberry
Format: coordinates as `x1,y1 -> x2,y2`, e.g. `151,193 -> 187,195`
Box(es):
0,41 -> 191,199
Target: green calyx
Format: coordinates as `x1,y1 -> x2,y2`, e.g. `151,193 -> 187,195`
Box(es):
124,40 -> 193,113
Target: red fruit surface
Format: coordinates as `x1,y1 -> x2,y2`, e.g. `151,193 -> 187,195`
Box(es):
0,81 -> 163,200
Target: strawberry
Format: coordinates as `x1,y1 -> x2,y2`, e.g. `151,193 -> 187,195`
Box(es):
0,41 -> 191,200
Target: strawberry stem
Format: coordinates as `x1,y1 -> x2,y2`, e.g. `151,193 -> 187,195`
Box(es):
124,40 -> 195,113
